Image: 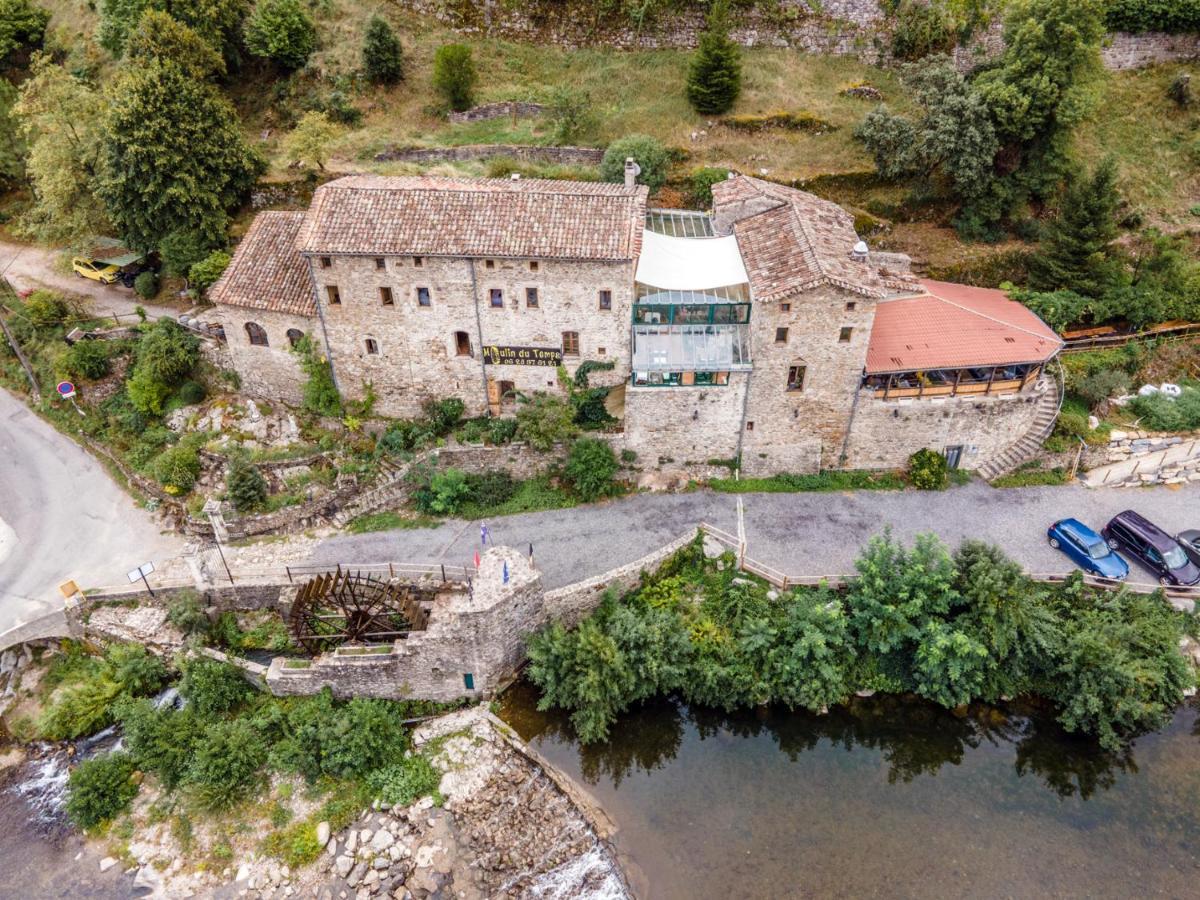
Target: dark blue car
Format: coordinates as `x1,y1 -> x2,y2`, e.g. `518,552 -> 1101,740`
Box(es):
1047,519 -> 1130,580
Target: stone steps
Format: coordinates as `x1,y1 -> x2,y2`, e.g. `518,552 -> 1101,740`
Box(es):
977,379 -> 1062,482
1083,438 -> 1200,488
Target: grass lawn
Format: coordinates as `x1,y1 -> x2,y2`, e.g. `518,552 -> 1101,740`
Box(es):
709,469 -> 907,493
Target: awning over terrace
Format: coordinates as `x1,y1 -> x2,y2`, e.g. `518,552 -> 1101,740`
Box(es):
635,227 -> 749,294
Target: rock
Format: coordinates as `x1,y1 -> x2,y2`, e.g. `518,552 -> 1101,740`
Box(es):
99,857 -> 118,873
326,838 -> 339,858
348,861 -> 368,887
317,822 -> 331,847
346,831 -> 358,854
373,857 -> 390,870
701,534 -> 725,559
1087,415 -> 1100,430
335,856 -> 354,879
360,829 -> 374,845
370,830 -> 395,853
364,870 -> 380,887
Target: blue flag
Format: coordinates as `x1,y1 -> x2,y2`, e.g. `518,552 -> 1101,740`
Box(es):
502,560 -> 509,584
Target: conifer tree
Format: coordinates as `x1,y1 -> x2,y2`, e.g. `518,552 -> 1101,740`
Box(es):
685,0 -> 741,116
362,15 -> 404,85
1029,158 -> 1123,297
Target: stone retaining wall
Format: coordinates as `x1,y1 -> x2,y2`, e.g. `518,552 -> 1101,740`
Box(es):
373,144 -> 604,166
447,100 -> 546,124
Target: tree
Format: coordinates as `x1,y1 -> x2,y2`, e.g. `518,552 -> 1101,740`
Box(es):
566,438 -> 619,501
160,228 -> 219,277
99,0 -> 249,58
179,657 -> 252,716
283,110 -> 339,171
546,85 -> 595,144
13,54 -> 110,245
361,14 -> 403,84
685,0 -> 741,115
151,444 -> 201,491
0,0 -> 50,63
226,453 -> 267,511
1028,159 -> 1123,297
600,134 -> 670,192
190,249 -> 231,290
125,9 -> 225,80
244,0 -> 316,70
0,82 -> 25,189
97,60 -> 264,251
432,43 -> 476,112
187,718 -> 267,808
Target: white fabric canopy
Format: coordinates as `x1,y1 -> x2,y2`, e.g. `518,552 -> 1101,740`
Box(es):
635,228 -> 749,292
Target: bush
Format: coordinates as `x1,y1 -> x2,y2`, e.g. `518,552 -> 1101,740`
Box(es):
1168,72 -> 1192,108
166,589 -> 210,638
1129,386 -> 1200,432
515,393 -> 578,451
189,250 -> 231,291
61,340 -> 110,380
133,271 -> 158,299
24,290 -> 67,328
367,754 -> 441,807
245,0 -> 316,70
127,319 -> 200,414
1075,369 -> 1131,408
415,468 -> 471,515
891,0 -> 955,60
487,417 -> 518,445
118,700 -> 204,790
566,438 -> 619,502
432,43 -> 476,111
292,335 -> 341,417
362,15 -> 403,85
187,719 -> 267,808
152,444 -> 201,493
422,397 -> 464,435
226,455 -> 268,512
263,821 -> 323,868
38,644 -> 165,741
177,380 -> 206,405
1106,0 -> 1200,33
546,85 -> 595,143
688,166 -> 730,208
907,448 -> 948,490
179,657 -> 252,717
378,419 -> 430,455
160,229 -> 216,277
600,134 -> 670,192
65,752 -> 139,830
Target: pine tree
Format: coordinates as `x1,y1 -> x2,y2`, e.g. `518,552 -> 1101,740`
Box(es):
362,15 -> 403,85
685,0 -> 741,116
1029,158 -> 1123,297
432,43 -> 476,112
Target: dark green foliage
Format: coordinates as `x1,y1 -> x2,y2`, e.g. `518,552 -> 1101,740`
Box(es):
488,417 -> 518,445
414,468 -> 471,515
422,397 -> 464,435
890,0 -> 955,60
688,166 -> 730,208
361,15 -> 403,84
464,470 -> 518,508
38,643 -> 166,741
133,270 -> 158,299
0,0 -> 50,62
244,0 -> 316,69
166,589 -> 210,637
367,754 -> 441,807
178,656 -> 252,717
566,437 -> 619,502
685,0 -> 741,115
125,9 -> 225,80
24,290 -> 68,328
1106,0 -> 1200,33
177,379 -> 206,404
189,250 -> 230,290
600,134 -> 670,192
1128,385 -> 1200,431
62,340 -> 111,380
160,228 -> 218,277
432,43 -> 476,111
546,86 -> 595,143
1011,288 -> 1091,332
65,752 -> 139,829
907,448 -> 948,490
118,699 -> 205,789
515,392 -> 578,450
1029,159 -> 1123,296
710,469 -> 906,493
98,0 -> 249,58
151,443 -> 200,492
188,718 -> 267,807
98,59 -> 264,252
292,334 -> 342,417
226,454 -> 268,511
269,690 -> 409,781
1168,72 -> 1192,108
1075,369 -> 1131,408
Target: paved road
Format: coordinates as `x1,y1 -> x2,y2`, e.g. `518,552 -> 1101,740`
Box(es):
0,388 -> 183,628
302,481 -> 1200,590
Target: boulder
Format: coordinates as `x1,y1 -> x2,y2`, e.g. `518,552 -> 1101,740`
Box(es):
316,821 -> 331,847
99,857 -> 118,873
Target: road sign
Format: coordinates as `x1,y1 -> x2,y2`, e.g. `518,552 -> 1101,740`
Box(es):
56,381 -> 76,400
127,561 -> 156,596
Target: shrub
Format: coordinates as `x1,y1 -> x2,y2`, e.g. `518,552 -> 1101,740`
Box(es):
133,270 -> 158,299
166,589 -> 210,638
487,417 -> 518,445
245,0 -> 316,70
1106,0 -> 1200,33
292,335 -> 341,417
189,250 -> 231,290
1129,386 -> 1200,432
24,290 -> 67,328
1168,72 -> 1192,108
415,468 -> 471,515
378,419 -> 429,455
177,380 -> 206,405
362,15 -> 404,84
891,0 -> 955,60
187,719 -> 267,808
600,134 -> 670,192
226,455 -> 268,512
422,397 -> 464,435
65,752 -> 139,830
179,657 -> 252,717
432,43 -> 476,111
367,754 -> 441,807
262,820 -> 323,868
688,166 -> 730,208
118,700 -> 204,790
160,229 -> 216,277
685,0 -> 741,115
907,448 -> 948,490
62,340 -> 110,380
128,319 -> 200,414
38,644 -> 165,741
1075,369 -> 1131,408
152,444 -> 201,493
546,85 -> 595,143
515,392 -> 578,450
566,438 -> 619,502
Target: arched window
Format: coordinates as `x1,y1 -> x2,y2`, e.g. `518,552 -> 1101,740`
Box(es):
454,331 -> 471,357
245,322 -> 269,346
365,338 -> 379,355
286,328 -> 304,348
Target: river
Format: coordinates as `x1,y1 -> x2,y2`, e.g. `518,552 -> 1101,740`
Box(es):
499,684 -> 1200,899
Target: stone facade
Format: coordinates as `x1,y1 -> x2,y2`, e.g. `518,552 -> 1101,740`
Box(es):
217,306 -> 320,406
623,376 -> 748,465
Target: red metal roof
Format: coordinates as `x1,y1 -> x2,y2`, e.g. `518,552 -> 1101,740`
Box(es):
865,279 -> 1063,374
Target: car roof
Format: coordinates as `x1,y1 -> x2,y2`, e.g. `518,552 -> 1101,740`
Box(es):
1059,518 -> 1103,543
1110,510 -> 1179,551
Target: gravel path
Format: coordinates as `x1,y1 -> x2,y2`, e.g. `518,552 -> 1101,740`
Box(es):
303,481 -> 1200,589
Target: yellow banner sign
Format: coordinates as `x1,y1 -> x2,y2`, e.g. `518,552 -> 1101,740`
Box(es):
482,345 -> 562,367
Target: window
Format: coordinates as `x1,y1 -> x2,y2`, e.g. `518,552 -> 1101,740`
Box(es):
562,331 -> 580,357
775,327 -> 789,343
463,673 -> 475,691
839,326 -> 853,343
787,365 -> 806,392
326,285 -> 341,305
413,256 -> 423,267
417,287 -> 431,307
530,261 -> 539,272
286,328 -> 303,348
365,338 -> 379,355
454,331 -> 472,357
374,257 -> 386,270
485,259 -> 495,270
598,290 -> 612,310
379,286 -> 394,306
319,256 -> 331,269
598,347 -> 606,356
746,421 -> 754,431
245,322 -> 268,346
780,303 -> 791,312
489,288 -> 503,308
846,301 -> 857,312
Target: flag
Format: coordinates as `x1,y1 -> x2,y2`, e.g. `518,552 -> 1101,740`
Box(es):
502,560 -> 509,584
528,542 -> 534,562
480,523 -> 489,545
473,550 -> 480,568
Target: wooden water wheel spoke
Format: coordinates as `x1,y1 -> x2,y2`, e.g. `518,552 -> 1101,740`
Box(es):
288,569 -> 435,655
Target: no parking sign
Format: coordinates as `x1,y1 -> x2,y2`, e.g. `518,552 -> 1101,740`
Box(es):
56,381 -> 76,400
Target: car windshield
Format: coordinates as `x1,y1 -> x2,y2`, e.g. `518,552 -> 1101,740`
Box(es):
1164,545 -> 1189,569
1086,541 -> 1110,560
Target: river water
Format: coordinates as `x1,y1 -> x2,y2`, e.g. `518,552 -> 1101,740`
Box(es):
499,684 -> 1200,899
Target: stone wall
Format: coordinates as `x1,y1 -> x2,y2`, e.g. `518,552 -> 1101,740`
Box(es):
212,305 -> 319,406
446,101 -> 547,124
623,375 -> 748,466
841,383 -> 1046,471
373,144 -> 604,166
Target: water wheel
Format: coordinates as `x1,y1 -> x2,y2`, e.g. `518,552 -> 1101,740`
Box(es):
287,568 -> 430,654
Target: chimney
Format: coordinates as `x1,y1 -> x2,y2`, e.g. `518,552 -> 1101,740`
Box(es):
850,240 -> 869,263
624,157 -> 641,189
510,172 -> 521,181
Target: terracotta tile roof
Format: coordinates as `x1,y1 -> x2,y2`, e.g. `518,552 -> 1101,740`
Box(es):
209,211 -> 314,316
713,176 -> 912,301
295,175 -> 649,261
865,279 -> 1064,374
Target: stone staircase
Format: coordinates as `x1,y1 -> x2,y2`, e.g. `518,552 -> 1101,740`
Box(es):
976,375 -> 1063,482
329,449 -> 434,528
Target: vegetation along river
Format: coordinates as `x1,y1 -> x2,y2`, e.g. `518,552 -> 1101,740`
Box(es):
499,683 -> 1200,899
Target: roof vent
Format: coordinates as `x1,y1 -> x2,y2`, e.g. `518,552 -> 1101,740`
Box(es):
510,173 -> 521,181
850,240 -> 869,263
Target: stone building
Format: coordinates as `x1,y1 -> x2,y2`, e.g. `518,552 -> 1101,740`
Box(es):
211,171 -> 1062,475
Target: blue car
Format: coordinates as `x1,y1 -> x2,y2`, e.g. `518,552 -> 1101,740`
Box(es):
1048,518 -> 1130,580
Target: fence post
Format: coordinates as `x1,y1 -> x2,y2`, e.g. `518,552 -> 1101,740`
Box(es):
389,562 -> 395,579
440,564 -> 446,583
286,565 -> 292,584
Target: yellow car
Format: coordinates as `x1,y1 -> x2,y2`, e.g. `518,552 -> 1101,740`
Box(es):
72,257 -> 121,284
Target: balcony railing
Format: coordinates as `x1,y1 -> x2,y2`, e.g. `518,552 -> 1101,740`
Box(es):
864,364 -> 1041,400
